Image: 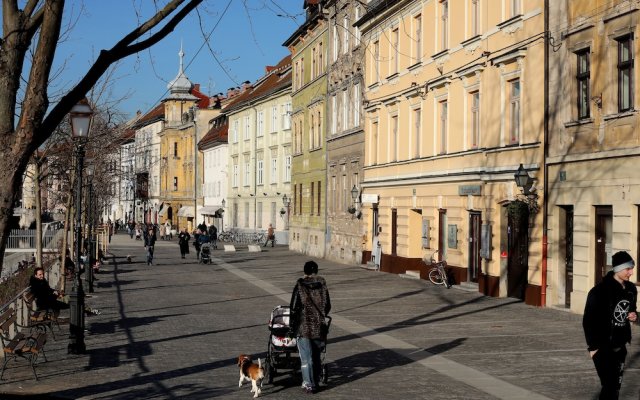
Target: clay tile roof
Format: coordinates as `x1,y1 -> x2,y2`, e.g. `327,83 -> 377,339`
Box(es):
198,115 -> 228,150
131,103 -> 164,129
222,55 -> 292,114
191,84 -> 211,109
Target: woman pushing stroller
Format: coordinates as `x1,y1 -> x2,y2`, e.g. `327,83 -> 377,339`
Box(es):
289,261 -> 331,394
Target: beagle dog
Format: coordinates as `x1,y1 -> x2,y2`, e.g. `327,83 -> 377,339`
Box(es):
238,354 -> 265,398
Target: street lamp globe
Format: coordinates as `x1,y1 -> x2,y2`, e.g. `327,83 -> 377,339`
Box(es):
69,98 -> 94,139
350,185 -> 359,202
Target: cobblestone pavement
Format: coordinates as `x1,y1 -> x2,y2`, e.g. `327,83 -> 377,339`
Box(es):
1,233 -> 639,399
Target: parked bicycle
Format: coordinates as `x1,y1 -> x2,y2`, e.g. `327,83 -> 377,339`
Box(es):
424,251 -> 451,289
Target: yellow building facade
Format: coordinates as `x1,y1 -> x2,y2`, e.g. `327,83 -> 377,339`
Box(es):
547,0 -> 640,312
357,0 -> 546,305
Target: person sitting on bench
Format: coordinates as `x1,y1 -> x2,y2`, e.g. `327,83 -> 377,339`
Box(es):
29,267 -> 69,311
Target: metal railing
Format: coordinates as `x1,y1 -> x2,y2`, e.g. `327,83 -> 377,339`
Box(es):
217,230 -> 267,245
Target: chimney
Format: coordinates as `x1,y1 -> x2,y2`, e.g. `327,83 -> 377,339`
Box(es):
241,80 -> 252,91
193,83 -> 200,92
265,65 -> 275,74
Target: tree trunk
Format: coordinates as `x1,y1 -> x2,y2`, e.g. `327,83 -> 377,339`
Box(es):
34,159 -> 43,269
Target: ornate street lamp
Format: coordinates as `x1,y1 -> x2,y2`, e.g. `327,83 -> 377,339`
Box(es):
348,185 -> 361,218
282,194 -> 291,230
514,164 -> 533,195
68,98 -> 93,354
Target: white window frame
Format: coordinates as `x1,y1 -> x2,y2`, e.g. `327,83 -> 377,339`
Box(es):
271,106 -> 278,132
244,116 -> 250,140
257,159 -> 264,185
271,158 -> 277,184
285,155 -> 291,182
353,83 -> 360,127
257,111 -> 264,137
244,162 -> 250,186
343,15 -> 350,54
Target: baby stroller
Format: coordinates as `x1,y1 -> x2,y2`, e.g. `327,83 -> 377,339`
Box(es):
199,243 -> 211,264
264,305 -> 329,385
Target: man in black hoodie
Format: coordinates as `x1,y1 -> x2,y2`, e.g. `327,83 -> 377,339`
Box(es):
289,261 -> 331,394
583,251 -> 638,400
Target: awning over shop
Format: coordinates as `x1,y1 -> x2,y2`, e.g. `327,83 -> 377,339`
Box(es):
177,206 -> 194,218
199,205 -> 222,215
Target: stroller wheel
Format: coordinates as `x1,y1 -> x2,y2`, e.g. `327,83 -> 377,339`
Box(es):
321,364 -> 328,384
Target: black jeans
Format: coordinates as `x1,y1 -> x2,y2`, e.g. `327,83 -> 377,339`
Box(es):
593,346 -> 627,400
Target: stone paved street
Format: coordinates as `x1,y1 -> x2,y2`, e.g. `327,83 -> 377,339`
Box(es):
1,233 -> 639,399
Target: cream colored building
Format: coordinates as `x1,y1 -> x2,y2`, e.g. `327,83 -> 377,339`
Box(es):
547,0 -> 640,313
357,0 -> 547,305
224,57 -> 292,237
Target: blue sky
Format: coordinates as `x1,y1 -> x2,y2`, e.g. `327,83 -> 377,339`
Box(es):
50,0 -> 303,119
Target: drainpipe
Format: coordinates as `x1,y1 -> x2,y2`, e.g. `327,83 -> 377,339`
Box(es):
541,0 -> 549,307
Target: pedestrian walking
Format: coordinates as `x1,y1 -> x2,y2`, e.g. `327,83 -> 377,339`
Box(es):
289,260 -> 331,394
144,228 -> 157,265
583,251 -> 638,400
264,223 -> 275,247
209,224 -> 218,249
178,228 -> 190,259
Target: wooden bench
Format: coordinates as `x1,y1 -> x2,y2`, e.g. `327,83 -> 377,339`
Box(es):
22,291 -> 60,340
0,307 -> 47,380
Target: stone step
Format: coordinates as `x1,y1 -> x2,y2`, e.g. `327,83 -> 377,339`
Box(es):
224,244 -> 236,252
360,262 -> 379,271
247,245 -> 261,252
454,281 -> 479,292
399,270 -> 421,280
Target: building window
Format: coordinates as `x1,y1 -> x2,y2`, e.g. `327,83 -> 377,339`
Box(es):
244,116 -> 250,140
233,120 -> 239,143
353,83 -> 361,127
316,110 -> 322,148
471,0 -> 480,36
509,80 -> 520,144
271,106 -> 278,132
318,42 -> 323,75
577,49 -> 590,119
441,0 -> 448,50
371,120 -> 379,165
233,163 -> 238,187
257,202 -> 263,228
343,16 -> 350,54
312,47 -> 316,79
282,103 -> 291,130
293,184 -> 297,215
470,91 -> 480,149
413,108 -> 421,159
414,14 -> 422,63
257,111 -> 264,137
373,39 -> 380,83
310,113 -> 315,149
244,162 -> 250,186
511,0 -> 521,17
354,6 -> 361,45
173,142 -> 178,157
173,177 -> 178,191
257,159 -> 264,185
310,181 -> 314,216
391,114 -> 398,162
333,25 -> 339,62
617,35 -> 634,112
439,100 -> 448,154
285,155 -> 291,181
317,180 -> 321,216
342,89 -> 349,130
391,27 -> 399,75
271,158 -> 277,184
331,95 -> 337,134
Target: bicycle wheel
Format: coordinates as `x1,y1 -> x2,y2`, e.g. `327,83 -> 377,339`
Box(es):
428,268 -> 445,285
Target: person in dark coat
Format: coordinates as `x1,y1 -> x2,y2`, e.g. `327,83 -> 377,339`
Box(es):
583,251 -> 638,400
178,228 -> 190,259
289,261 -> 331,394
30,267 -> 69,311
144,228 -> 157,265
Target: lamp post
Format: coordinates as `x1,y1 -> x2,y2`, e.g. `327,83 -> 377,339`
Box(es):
68,98 -> 93,354
220,198 -> 226,232
282,194 -> 291,230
